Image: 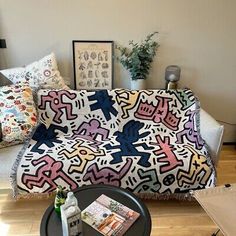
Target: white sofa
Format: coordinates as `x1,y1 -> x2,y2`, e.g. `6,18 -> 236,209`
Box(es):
0,109 -> 224,190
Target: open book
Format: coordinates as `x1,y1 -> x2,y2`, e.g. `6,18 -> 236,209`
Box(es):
81,194 -> 140,236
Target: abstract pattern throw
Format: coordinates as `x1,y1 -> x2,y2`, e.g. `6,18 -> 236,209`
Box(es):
12,89 -> 216,198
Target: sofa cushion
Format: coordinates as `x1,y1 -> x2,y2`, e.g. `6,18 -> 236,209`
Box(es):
11,89 -> 215,199
0,84 -> 37,148
0,144 -> 23,189
0,53 -> 69,91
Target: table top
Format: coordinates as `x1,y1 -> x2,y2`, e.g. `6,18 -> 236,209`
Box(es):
193,184 -> 236,236
40,184 -> 152,236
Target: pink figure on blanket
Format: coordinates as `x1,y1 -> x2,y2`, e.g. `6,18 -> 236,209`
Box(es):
83,158 -> 132,186
72,119 -> 109,148
22,155 -> 77,192
38,90 -> 77,123
151,134 -> 183,173
135,95 -> 181,131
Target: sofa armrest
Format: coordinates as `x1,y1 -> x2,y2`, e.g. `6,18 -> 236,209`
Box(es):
200,109 -> 224,166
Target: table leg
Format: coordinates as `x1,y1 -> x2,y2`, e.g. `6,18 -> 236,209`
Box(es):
212,228 -> 220,236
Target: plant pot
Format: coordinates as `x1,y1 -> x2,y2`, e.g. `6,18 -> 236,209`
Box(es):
130,79 -> 146,90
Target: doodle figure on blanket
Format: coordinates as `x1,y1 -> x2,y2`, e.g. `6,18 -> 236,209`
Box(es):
71,119 -> 109,148
58,139 -> 105,174
167,90 -> 195,110
127,169 -> 161,193
22,155 -> 77,192
151,134 -> 183,173
104,120 -> 153,167
135,95 -> 181,131
176,110 -> 204,149
38,90 -> 77,123
115,89 -> 153,119
83,158 -> 132,186
31,123 -> 68,154
177,145 -> 212,187
88,90 -> 118,121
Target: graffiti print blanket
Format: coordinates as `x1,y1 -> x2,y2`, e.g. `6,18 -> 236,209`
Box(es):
11,89 -> 216,199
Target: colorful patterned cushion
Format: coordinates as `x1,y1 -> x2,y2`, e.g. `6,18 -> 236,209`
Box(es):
0,53 -> 69,91
0,84 -> 37,148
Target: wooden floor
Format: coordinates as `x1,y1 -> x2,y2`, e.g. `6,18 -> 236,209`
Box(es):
0,145 -> 235,236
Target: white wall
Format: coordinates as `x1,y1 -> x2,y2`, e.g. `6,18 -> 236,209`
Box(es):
0,0 -> 235,142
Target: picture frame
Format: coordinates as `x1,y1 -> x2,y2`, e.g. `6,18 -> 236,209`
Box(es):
72,40 -> 114,90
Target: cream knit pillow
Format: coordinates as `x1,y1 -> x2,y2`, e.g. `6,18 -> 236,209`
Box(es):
0,53 -> 69,91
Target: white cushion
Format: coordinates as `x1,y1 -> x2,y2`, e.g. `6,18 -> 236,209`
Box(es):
200,109 -> 224,166
0,53 -> 69,91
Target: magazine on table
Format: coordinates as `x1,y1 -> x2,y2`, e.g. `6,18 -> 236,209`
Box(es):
81,194 -> 140,236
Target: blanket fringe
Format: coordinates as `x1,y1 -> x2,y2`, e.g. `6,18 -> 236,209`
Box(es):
14,189 -> 194,201
136,192 -> 194,201
14,191 -> 55,200
10,123 -> 41,199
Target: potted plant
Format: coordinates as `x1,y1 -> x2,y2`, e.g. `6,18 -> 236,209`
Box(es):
116,32 -> 159,89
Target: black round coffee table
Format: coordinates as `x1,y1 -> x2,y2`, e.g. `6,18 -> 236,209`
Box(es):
40,184 -> 152,236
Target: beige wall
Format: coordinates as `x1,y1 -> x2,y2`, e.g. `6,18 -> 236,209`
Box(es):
0,0 -> 235,142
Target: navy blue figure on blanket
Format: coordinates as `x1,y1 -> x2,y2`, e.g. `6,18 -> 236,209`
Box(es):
88,90 -> 118,121
104,120 -> 153,167
31,123 -> 68,154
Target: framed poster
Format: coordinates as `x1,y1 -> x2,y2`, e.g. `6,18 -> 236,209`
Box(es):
72,40 -> 114,90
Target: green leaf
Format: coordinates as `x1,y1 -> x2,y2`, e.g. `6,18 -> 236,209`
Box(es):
115,31 -> 159,80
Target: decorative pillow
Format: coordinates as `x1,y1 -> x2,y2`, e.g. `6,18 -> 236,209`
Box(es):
0,84 -> 37,148
0,53 -> 69,91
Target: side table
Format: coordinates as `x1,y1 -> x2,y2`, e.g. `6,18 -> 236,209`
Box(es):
193,184 -> 236,236
40,184 -> 152,236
